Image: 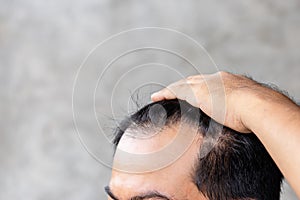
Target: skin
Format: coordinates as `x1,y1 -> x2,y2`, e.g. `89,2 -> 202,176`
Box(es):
108,123 -> 207,200
151,71 -> 300,198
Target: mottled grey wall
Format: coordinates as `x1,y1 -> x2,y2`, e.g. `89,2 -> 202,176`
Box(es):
0,0 -> 299,199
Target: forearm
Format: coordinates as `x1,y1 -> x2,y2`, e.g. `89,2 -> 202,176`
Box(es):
244,90 -> 300,197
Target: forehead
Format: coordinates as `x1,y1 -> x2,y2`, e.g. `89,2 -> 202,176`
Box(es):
113,123 -> 202,173
109,124 -> 204,199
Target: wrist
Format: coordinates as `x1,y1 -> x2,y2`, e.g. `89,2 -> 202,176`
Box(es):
239,86 -> 297,134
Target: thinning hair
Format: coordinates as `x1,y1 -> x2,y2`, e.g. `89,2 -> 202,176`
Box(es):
112,99 -> 283,200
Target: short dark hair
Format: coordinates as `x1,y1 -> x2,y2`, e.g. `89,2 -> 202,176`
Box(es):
112,99 -> 283,200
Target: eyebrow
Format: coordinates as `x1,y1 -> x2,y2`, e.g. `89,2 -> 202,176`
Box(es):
105,186 -> 119,200
104,186 -> 172,200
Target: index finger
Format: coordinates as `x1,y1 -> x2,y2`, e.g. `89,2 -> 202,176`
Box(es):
150,78 -> 196,102
151,87 -> 176,102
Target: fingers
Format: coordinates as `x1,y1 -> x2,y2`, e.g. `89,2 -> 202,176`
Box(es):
151,85 -> 181,102
151,75 -> 206,103
151,86 -> 177,101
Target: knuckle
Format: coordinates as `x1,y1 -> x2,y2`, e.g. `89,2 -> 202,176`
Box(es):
185,75 -> 198,84
186,76 -> 194,81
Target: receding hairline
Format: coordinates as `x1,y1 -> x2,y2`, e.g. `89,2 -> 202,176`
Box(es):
113,99 -> 210,148
112,99 -> 283,200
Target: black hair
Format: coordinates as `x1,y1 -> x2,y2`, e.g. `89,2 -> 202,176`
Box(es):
112,99 -> 283,200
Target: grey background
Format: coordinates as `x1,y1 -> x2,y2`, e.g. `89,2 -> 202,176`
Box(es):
0,0 -> 299,199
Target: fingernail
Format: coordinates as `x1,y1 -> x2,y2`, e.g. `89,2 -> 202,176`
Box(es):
151,92 -> 158,98
151,92 -> 160,99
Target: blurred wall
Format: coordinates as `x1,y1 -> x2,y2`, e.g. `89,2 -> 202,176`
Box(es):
0,0 -> 299,199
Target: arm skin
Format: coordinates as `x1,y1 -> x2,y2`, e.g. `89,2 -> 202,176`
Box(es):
151,71 -> 300,198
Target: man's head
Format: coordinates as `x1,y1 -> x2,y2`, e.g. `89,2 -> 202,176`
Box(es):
107,99 -> 283,200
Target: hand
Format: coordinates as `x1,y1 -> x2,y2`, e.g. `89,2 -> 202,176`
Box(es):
151,71 -> 285,133
152,71 -> 300,198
